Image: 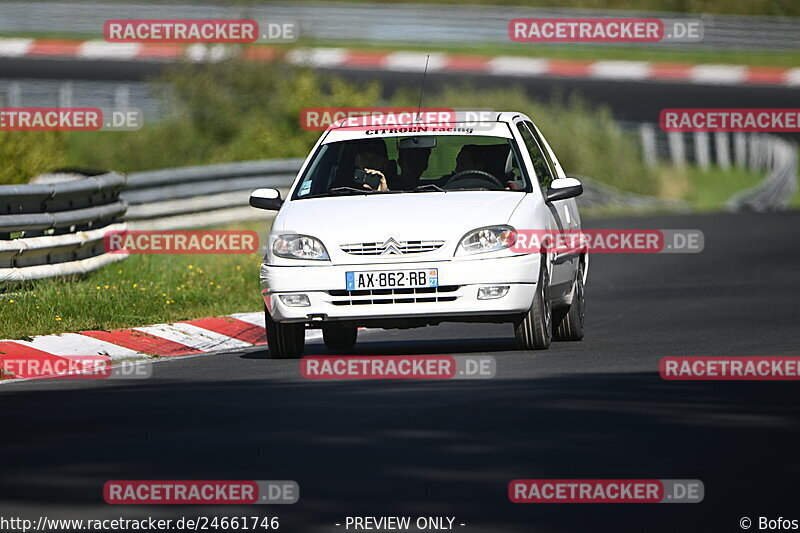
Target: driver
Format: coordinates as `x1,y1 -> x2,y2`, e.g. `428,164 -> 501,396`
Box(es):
449,144 -> 490,177
454,147 -> 484,174
391,147 -> 432,190
444,145 -> 511,190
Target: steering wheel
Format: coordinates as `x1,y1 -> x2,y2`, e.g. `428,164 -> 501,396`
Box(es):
442,169 -> 505,190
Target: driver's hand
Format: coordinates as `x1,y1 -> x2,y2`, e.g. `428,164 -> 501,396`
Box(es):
363,168 -> 389,191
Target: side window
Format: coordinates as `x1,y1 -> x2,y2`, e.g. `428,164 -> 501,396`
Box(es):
525,121 -> 560,181
516,122 -> 553,188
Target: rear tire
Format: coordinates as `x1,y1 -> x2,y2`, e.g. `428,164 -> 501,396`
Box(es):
265,307 -> 305,359
323,324 -> 358,350
553,272 -> 585,341
514,265 -> 552,350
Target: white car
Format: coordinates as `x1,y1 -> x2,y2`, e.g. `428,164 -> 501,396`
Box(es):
250,111 -> 587,358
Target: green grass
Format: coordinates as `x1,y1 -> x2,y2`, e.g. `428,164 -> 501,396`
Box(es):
791,188 -> 800,208
0,224 -> 267,340
679,165 -> 767,210
790,148 -> 800,209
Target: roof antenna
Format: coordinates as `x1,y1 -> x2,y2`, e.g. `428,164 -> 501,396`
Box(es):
415,54 -> 430,122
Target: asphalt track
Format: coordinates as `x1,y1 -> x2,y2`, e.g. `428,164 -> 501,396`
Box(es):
2,57 -> 800,127
1,211 -> 799,532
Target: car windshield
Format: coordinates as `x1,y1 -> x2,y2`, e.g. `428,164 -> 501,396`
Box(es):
292,134 -> 530,199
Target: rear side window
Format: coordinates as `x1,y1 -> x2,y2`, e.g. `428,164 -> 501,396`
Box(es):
516,122 -> 553,189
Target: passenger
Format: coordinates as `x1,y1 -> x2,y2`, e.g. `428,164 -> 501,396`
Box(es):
391,147 -> 432,190
354,151 -> 390,192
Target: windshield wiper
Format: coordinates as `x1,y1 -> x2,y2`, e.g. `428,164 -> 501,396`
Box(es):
412,184 -> 445,193
327,186 -> 374,195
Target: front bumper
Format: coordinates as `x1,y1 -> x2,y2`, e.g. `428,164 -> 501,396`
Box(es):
261,253 -> 540,323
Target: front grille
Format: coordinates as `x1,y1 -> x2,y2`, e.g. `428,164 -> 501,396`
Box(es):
328,285 -> 460,306
340,240 -> 445,256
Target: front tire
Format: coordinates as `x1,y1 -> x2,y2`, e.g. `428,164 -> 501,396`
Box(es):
323,324 -> 358,350
265,306 -> 305,359
553,271 -> 585,341
514,265 -> 552,350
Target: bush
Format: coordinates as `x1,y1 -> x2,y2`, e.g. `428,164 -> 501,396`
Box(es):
66,60 -> 383,171
66,60 -> 654,194
0,131 -> 67,184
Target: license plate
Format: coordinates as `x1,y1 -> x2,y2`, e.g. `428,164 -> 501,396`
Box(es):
346,269 -> 438,290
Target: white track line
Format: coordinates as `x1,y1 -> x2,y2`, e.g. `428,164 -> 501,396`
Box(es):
133,323 -> 253,352
0,38 -> 33,57
12,334 -> 143,360
488,57 -> 550,76
384,52 -> 446,72
690,64 -> 747,85
285,47 -> 348,68
77,40 -> 141,60
590,60 -> 650,80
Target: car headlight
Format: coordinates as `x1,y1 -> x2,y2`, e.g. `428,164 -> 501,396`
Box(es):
272,234 -> 329,261
456,225 -> 517,256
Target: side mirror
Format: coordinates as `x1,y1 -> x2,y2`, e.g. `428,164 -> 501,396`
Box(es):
250,188 -> 283,211
546,177 -> 583,202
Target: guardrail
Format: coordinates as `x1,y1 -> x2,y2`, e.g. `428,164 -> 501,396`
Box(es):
0,130 -> 795,282
727,136 -> 799,211
122,159 -> 304,230
0,172 -> 127,282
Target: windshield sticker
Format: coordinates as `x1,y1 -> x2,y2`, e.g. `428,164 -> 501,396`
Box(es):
365,127 -> 474,135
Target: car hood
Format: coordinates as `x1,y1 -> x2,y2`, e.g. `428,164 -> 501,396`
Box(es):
277,191 -> 525,249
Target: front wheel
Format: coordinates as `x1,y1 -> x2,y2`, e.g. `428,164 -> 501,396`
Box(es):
514,265 -> 552,350
323,324 -> 358,350
265,307 -> 305,359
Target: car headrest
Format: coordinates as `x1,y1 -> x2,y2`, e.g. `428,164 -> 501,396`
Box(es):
477,144 -> 512,180
504,149 -> 514,174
